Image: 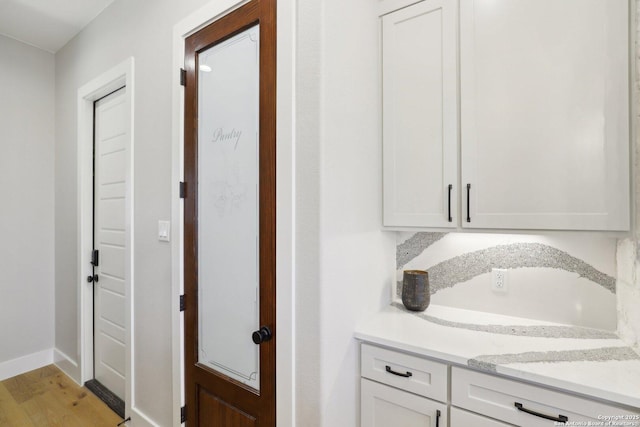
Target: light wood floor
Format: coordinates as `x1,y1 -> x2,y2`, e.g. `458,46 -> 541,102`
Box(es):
0,365 -> 122,426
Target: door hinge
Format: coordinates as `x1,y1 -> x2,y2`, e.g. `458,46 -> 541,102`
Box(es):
179,181 -> 186,199
180,295 -> 185,312
180,68 -> 186,86
181,405 -> 186,423
91,249 -> 99,267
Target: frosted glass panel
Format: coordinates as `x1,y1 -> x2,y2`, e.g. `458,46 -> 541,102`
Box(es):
197,25 -> 260,391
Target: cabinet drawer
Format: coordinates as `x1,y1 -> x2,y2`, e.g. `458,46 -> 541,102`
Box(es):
362,378 -> 447,427
361,343 -> 448,402
452,367 -> 639,426
450,407 -> 513,427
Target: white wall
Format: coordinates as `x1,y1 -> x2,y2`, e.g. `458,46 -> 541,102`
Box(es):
295,0 -> 396,425
0,35 -> 55,377
295,0 -> 323,422
53,0 -> 213,424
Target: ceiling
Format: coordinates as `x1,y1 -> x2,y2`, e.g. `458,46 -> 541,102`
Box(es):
0,0 -> 115,53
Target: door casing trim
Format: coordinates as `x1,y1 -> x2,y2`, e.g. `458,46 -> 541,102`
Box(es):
76,57 -> 135,419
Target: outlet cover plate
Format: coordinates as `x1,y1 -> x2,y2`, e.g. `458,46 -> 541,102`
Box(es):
492,268 -> 508,293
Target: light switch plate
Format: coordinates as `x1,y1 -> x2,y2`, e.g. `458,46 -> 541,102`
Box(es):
158,220 -> 171,242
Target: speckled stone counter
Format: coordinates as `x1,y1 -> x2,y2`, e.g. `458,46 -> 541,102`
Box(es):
355,304 -> 640,409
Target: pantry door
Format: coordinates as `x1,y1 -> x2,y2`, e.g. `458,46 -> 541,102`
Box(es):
183,0 -> 276,425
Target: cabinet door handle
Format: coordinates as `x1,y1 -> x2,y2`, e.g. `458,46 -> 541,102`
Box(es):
447,184 -> 453,222
466,183 -> 471,223
435,409 -> 441,427
385,365 -> 412,378
514,402 -> 568,423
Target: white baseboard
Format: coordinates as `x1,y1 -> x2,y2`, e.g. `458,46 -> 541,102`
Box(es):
132,407 -> 159,427
0,348 -> 54,381
53,348 -> 81,385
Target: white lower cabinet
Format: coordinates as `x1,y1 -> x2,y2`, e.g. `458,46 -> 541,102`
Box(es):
360,343 -> 640,427
450,407 -> 513,427
360,344 -> 448,427
451,367 -> 639,427
361,379 -> 447,427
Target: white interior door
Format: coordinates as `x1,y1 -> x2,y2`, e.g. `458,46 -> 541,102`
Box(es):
93,87 -> 127,400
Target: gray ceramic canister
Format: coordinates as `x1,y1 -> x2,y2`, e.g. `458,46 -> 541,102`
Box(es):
402,270 -> 430,311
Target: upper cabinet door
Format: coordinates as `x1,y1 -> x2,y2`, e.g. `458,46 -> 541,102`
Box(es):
382,0 -> 458,228
460,0 -> 630,231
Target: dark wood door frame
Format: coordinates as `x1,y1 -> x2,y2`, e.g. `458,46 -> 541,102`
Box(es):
183,0 -> 276,425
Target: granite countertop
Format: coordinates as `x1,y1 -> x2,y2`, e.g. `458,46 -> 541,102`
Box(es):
355,303 -> 640,409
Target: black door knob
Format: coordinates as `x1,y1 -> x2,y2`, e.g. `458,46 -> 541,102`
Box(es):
87,274 -> 99,283
252,326 -> 272,344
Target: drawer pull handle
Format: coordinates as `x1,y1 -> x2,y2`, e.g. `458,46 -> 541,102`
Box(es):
447,184 -> 453,222
515,402 -> 568,423
466,183 -> 471,222
385,365 -> 412,378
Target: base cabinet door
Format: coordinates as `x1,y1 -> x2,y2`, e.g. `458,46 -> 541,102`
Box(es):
361,378 -> 447,427
450,407 -> 513,427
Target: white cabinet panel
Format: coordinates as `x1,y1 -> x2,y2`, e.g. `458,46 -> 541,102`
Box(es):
460,0 -> 629,230
382,0 -> 458,228
452,367 -> 639,426
450,407 -> 513,427
361,378 -> 447,427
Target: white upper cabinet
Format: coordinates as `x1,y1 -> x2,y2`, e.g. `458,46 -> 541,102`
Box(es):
382,0 -> 458,228
460,0 -> 630,230
381,0 -> 630,231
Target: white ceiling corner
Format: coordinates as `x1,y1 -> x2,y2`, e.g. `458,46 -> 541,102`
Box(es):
0,0 -> 115,53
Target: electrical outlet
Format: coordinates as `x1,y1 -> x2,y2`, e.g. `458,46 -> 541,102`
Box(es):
492,268 -> 508,293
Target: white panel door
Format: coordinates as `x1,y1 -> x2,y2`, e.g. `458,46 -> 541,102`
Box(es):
382,0 -> 458,228
460,0 -> 629,230
94,87 -> 127,400
361,378 -> 447,427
